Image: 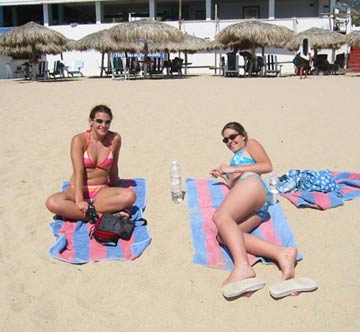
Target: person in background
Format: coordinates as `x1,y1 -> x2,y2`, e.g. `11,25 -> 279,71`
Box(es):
297,38 -> 312,79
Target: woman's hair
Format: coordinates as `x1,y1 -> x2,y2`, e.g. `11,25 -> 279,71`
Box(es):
221,122 -> 248,142
89,104 -> 113,120
302,38 -> 308,56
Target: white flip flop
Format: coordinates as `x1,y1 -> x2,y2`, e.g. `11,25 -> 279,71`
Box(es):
269,277 -> 318,299
222,277 -> 265,299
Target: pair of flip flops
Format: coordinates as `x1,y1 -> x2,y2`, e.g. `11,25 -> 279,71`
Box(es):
221,277 -> 318,300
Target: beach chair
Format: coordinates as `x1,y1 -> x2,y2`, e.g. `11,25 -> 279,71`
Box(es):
126,57 -> 141,79
67,59 -> 84,77
148,57 -> 164,78
110,56 -> 125,79
242,54 -> 264,77
36,60 -> 49,80
264,54 -> 282,77
312,54 -> 331,75
169,57 -> 183,76
331,53 -> 346,75
49,60 -> 65,79
14,65 -> 24,78
224,53 -> 239,77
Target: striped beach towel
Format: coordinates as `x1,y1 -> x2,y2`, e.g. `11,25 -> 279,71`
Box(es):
48,178 -> 151,264
281,171 -> 360,210
185,178 -> 302,271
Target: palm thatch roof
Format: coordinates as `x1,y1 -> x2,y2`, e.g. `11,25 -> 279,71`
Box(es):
286,27 -> 346,51
109,19 -> 184,43
345,30 -> 360,46
0,21 -> 69,53
75,29 -> 141,53
215,20 -> 294,50
0,43 -> 66,57
147,34 -> 210,53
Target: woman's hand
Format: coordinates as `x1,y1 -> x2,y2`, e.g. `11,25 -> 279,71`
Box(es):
76,200 -> 89,214
210,164 -> 233,177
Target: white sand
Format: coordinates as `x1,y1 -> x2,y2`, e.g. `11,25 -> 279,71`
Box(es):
0,74 -> 359,332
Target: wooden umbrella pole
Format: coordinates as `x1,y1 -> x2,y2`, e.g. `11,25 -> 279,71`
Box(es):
100,52 -> 105,77
31,45 -> 36,81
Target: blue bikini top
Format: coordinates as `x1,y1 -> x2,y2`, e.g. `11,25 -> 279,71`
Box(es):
230,149 -> 255,166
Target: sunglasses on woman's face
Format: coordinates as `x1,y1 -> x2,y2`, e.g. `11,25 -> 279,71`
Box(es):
94,118 -> 112,125
222,133 -> 240,144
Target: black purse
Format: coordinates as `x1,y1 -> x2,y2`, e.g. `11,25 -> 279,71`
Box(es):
91,214 -> 135,245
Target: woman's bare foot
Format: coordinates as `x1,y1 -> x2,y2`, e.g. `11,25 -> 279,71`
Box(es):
113,209 -> 132,219
277,247 -> 298,280
222,263 -> 256,287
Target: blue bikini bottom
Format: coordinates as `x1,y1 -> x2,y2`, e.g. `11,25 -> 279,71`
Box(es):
238,173 -> 270,221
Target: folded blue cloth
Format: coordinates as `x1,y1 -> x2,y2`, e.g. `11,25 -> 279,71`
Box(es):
299,170 -> 342,197
277,169 -> 342,197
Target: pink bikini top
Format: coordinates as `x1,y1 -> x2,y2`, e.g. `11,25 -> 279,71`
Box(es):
83,130 -> 114,170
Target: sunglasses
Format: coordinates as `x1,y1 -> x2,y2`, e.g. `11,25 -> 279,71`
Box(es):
222,133 -> 240,144
94,118 -> 112,125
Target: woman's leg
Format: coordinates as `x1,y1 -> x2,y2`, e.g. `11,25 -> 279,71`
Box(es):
92,187 -> 136,215
217,196 -> 298,281
46,190 -> 86,220
213,176 -> 267,286
46,186 -> 136,220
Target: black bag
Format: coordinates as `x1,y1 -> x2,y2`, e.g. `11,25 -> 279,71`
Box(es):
292,53 -> 301,67
91,213 -> 135,245
86,204 -> 99,224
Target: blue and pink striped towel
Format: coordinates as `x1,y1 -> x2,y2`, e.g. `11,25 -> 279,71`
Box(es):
185,178 -> 302,271
282,171 -> 360,210
48,178 -> 151,264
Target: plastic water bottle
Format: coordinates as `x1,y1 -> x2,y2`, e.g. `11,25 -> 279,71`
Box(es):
269,172 -> 279,205
170,160 -> 183,203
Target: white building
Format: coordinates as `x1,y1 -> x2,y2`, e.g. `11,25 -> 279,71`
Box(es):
0,0 -> 348,78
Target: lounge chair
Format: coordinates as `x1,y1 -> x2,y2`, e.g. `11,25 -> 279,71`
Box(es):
224,52 -> 239,77
243,55 -> 264,77
36,60 -> 49,80
148,57 -> 165,78
49,60 -> 65,79
264,54 -> 282,77
67,59 -> 84,77
169,57 -> 183,76
312,54 -> 331,75
111,56 -> 125,79
126,57 -> 141,79
331,53 -> 346,75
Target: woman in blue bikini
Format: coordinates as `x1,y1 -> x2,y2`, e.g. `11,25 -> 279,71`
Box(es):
210,122 -> 298,298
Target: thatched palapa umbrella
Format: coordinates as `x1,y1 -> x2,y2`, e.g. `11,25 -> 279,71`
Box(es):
215,20 -> 294,52
215,20 -> 294,75
0,21 -> 70,80
109,19 -> 184,74
286,27 -> 345,51
148,33 -> 209,53
147,33 -> 210,74
345,30 -> 360,47
75,29 -> 141,76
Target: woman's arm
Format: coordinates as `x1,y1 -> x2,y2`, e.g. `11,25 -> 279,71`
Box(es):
210,139 -> 272,180
229,139 -> 273,175
109,133 -> 121,187
70,134 -> 87,212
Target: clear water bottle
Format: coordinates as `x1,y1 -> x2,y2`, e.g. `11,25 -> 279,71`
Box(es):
269,172 -> 279,205
170,160 -> 183,203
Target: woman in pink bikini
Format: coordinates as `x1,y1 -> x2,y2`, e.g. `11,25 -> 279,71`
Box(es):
46,104 -> 136,221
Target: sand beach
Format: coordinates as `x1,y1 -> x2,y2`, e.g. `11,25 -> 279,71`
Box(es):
0,74 -> 359,332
